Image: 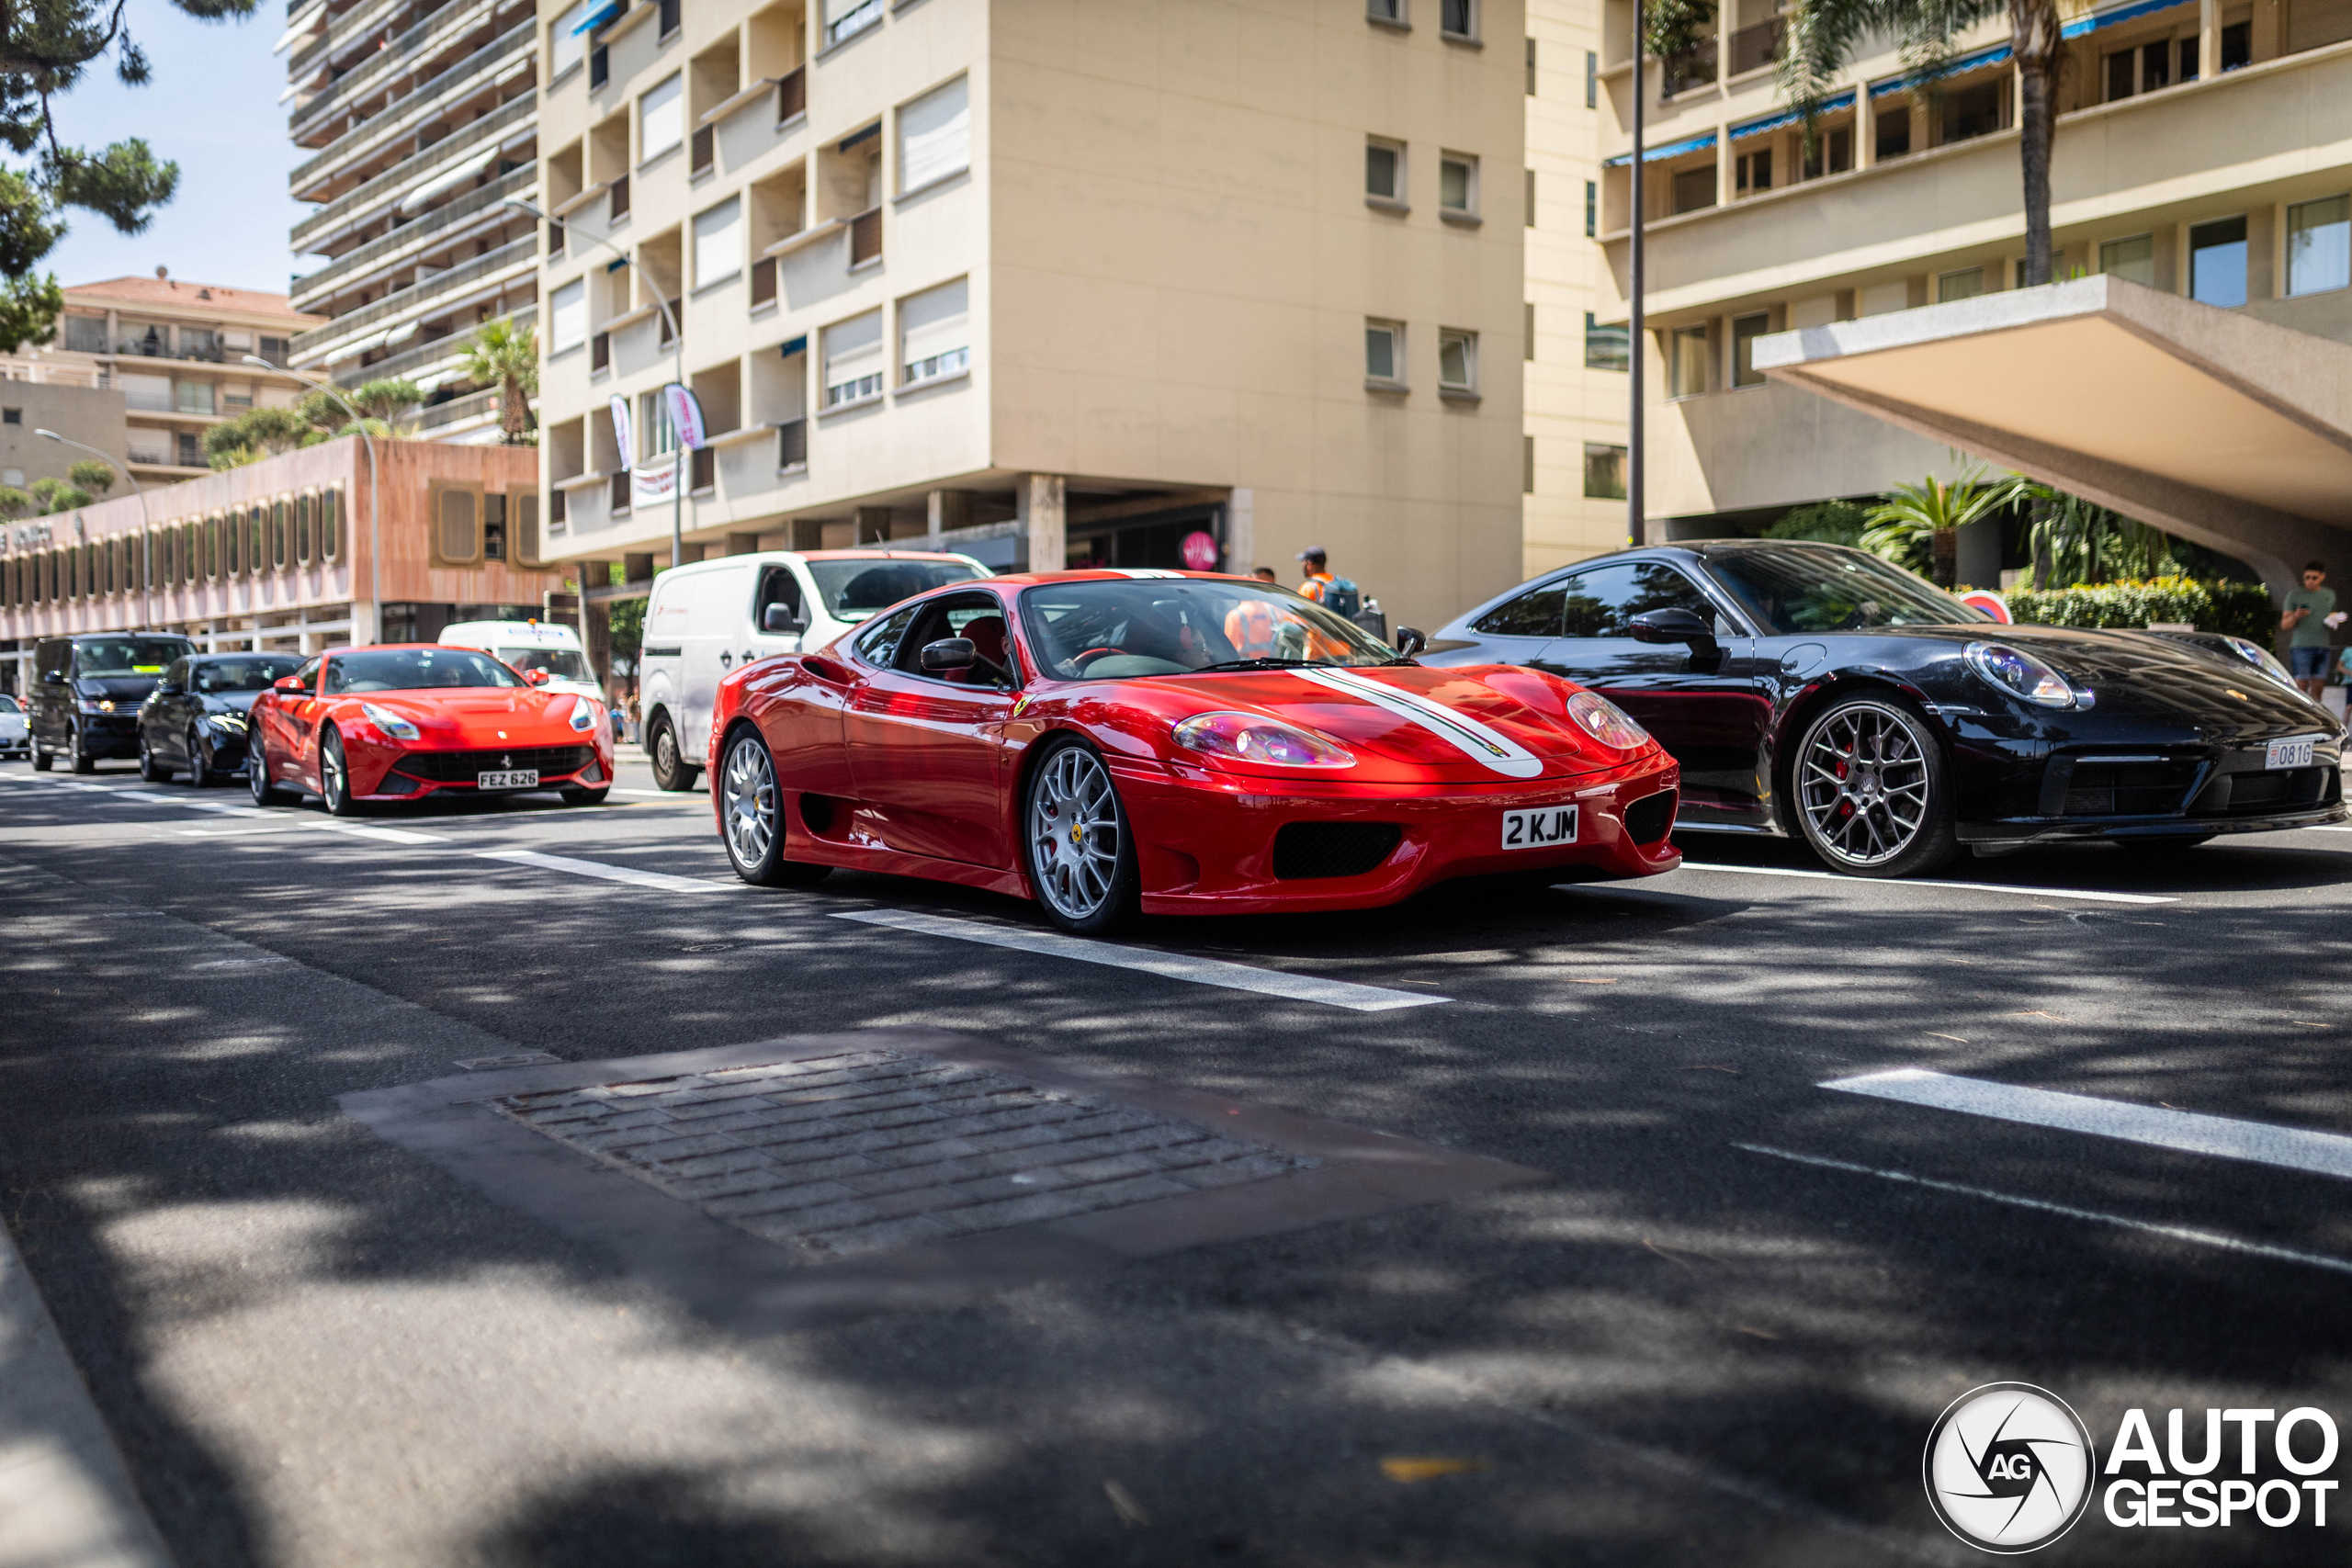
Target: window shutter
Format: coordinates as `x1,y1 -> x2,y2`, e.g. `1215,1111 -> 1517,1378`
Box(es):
640,73 -> 684,160
513,492 -> 540,566
693,197 -> 741,289
898,76 -> 969,193
438,489 -> 478,562
899,278 -> 968,375
822,310 -> 884,400
550,280 -> 587,354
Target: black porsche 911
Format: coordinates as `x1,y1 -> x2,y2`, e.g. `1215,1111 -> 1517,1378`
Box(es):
1424,541 -> 2346,876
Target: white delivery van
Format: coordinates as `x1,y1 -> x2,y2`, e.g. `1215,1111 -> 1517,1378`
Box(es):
636,549 -> 990,790
437,620 -> 608,707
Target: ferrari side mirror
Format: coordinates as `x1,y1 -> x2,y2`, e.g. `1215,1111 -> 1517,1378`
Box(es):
272,675 -> 307,694
1628,608 -> 1715,647
762,603 -> 805,635
524,668 -> 551,686
919,637 -> 977,672
1394,626 -> 1427,656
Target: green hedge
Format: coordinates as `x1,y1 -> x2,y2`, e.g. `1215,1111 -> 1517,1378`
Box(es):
1999,577 -> 2275,643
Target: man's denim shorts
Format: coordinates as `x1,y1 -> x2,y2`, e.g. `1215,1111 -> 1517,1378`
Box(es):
2290,645 -> 2332,679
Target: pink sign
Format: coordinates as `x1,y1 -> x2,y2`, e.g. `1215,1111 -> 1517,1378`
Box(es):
1181,530 -> 1218,571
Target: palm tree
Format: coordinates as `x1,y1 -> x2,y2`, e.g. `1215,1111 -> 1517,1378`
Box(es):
1778,0 -> 2064,283
1860,466 -> 2026,586
2022,485 -> 2176,585
459,318 -> 538,445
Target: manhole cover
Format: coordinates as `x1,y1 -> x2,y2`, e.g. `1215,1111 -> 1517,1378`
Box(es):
489,1049 -> 1316,1261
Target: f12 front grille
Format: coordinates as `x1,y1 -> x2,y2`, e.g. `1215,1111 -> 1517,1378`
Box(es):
390,746 -> 594,784
1272,821 -> 1403,880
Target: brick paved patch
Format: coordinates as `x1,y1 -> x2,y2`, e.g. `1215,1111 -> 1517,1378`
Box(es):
490,1049 -> 1317,1261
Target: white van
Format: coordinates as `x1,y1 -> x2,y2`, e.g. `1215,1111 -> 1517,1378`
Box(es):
437,620 -> 607,705
637,548 -> 990,790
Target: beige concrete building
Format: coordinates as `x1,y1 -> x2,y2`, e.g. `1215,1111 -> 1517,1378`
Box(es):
1,275 -> 322,485
533,0 -> 1528,635
1577,0 -> 2352,593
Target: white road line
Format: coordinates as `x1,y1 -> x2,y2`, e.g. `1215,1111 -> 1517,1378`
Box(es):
612,787 -> 703,798
1736,1143 -> 2352,1279
1674,862 -> 2177,906
834,907 -> 1450,1012
475,848 -> 735,895
1824,1067 -> 2352,1181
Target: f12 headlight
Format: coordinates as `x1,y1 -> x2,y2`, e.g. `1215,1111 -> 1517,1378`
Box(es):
1172,711 -> 1354,769
566,695 -> 599,732
1965,641 -> 2078,708
1565,690 -> 1650,749
360,702 -> 421,741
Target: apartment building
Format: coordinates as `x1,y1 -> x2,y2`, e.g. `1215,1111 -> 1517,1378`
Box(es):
1577,0 -> 2352,590
534,0 -> 1527,637
0,275 -> 320,485
1525,1 -> 1634,576
280,0 -> 541,443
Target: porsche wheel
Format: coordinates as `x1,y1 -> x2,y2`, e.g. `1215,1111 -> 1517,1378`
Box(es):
719,728 -> 829,887
140,734 -> 169,783
1024,738 -> 1139,934
648,713 -> 699,792
187,725 -> 215,788
319,728 -> 360,816
1792,694 -> 1958,878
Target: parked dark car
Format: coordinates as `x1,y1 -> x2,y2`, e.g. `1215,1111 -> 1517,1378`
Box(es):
138,653 -> 304,786
29,633 -> 198,773
1424,541 -> 2347,876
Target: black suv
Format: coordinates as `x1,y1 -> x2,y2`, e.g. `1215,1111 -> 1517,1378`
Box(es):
138,652 -> 302,784
29,632 -> 198,773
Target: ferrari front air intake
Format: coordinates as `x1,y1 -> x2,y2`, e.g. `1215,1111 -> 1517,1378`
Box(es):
1623,789 -> 1678,844
1272,822 -> 1403,879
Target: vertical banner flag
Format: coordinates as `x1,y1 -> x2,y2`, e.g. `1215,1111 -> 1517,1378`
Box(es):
662,383 -> 707,451
607,393 -> 635,469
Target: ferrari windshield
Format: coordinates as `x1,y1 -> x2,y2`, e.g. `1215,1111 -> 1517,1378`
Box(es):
498,648 -> 594,682
808,559 -> 983,624
323,649 -> 522,692
1018,579 -> 1397,681
1704,544 -> 1987,636
194,657 -> 300,694
73,637 -> 192,676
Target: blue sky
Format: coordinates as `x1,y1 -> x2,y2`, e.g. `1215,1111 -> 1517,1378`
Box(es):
40,3 -> 306,297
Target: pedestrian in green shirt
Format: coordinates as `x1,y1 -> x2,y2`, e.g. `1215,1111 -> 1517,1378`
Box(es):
2282,561 -> 2339,699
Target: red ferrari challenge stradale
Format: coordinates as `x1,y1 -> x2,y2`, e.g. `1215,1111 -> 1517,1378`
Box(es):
708,571 -> 1682,932
247,644 -> 616,814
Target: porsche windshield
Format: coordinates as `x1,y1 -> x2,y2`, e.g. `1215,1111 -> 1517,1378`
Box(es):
1018,579 -> 1397,681
1704,545 -> 1987,636
324,649 -> 522,692
808,559 -> 982,624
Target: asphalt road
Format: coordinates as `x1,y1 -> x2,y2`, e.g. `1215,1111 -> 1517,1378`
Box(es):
4,748 -> 2351,1566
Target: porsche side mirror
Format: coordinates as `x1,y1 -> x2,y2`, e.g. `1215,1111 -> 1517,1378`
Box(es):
920,637 -> 977,672
524,668 -> 551,686
762,604 -> 805,635
272,675 -> 307,694
1629,608 -> 1716,647
1394,626 -> 1427,656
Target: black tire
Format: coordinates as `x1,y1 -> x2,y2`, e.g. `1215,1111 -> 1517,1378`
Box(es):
249,736 -> 290,806
1022,736 -> 1140,934
1788,693 -> 1960,878
647,712 -> 699,792
31,739 -> 51,772
67,724 -> 95,774
318,728 -> 360,816
2118,834 -> 2216,853
718,727 -> 830,886
139,733 -> 169,783
560,786 -> 611,807
186,725 -> 215,788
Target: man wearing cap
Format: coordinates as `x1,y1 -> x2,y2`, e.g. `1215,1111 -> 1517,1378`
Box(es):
1295,547 -> 1335,604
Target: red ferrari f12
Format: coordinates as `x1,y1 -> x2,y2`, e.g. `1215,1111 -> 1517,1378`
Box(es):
709,571 -> 1681,931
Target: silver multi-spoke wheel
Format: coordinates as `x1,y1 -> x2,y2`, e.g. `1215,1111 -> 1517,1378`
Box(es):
1796,700 -> 1934,870
723,734 -> 776,870
1028,743 -> 1125,925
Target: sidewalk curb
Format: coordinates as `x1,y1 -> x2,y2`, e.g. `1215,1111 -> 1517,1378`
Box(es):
0,1222 -> 175,1568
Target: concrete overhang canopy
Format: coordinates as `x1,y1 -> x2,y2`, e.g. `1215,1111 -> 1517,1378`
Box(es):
1753,276 -> 2352,587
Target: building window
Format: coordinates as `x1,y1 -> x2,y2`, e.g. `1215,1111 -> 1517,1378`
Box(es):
550,2 -> 586,80
1440,152 -> 1478,218
436,489 -> 479,563
1365,319 -> 1405,385
2287,196 -> 2350,296
1668,324 -> 1709,398
62,316 -> 105,353
693,197 -> 741,289
2221,20 -> 2250,68
1584,312 -> 1628,370
176,432 -> 201,467
1586,50 -> 1598,107
1672,165 -> 1715,214
1524,434 -> 1535,494
1365,138 -> 1405,202
1524,167 -> 1535,225
899,277 -> 969,387
1936,265 -> 1985,302
0,408 -> 16,425
1524,301 -> 1534,360
900,75 -> 970,193
1736,148 -> 1771,195
550,279 -> 587,355
175,379 -> 214,415
2098,233 -> 2155,286
1441,0 -> 1476,40
1875,106 -> 1910,162
1585,178 -> 1597,236
1583,443 -> 1627,500
1438,329 -> 1477,394
822,310 -> 885,407
1526,37 -> 1537,94
640,73 -> 684,164
826,0 -> 882,47
2188,216 -> 2248,308
1731,312 -> 1770,386
1367,0 -> 1405,22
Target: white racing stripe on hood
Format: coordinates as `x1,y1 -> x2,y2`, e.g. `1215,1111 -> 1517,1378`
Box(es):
1110,569 -> 1184,579
1295,668 -> 1545,779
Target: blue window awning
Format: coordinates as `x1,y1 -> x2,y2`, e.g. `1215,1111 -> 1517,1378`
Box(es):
1602,130 -> 1719,169
605,256 -> 630,272
2062,0 -> 2194,39
571,1 -> 623,37
778,335 -> 808,358
1730,90 -> 1858,141
1871,40 -> 2013,96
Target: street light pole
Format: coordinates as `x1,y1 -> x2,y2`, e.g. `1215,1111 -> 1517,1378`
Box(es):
255,357 -> 380,646
1629,0 -> 1646,548
37,430 -> 148,627
504,196 -> 684,573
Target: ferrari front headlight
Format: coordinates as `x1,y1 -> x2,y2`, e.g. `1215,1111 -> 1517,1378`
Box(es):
360,702 -> 421,741
1172,710 -> 1355,769
1565,690 -> 1650,749
567,695 -> 599,732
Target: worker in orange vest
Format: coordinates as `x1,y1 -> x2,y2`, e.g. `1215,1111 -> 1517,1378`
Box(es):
1295,547 -> 1335,604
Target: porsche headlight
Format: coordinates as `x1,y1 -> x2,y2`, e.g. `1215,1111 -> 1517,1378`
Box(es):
1965,641 -> 2077,708
360,702 -> 421,741
1172,711 -> 1354,769
1565,690 -> 1650,749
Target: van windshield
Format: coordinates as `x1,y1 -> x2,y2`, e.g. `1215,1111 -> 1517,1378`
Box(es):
807,559 -> 983,624
74,637 -> 193,676
499,648 -> 593,682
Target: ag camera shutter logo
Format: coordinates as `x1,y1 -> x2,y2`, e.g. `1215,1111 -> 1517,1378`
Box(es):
1924,1383 -> 2096,1553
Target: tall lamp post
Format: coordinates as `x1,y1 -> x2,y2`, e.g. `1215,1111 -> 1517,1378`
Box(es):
37,430 -> 148,626
255,357 -> 380,646
1629,0 -> 1646,547
503,196 -> 684,573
